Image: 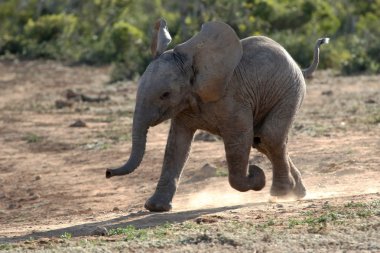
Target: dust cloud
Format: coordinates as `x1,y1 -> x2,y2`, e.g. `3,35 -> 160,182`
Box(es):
174,182 -> 379,211
175,184 -> 269,211
305,187 -> 379,200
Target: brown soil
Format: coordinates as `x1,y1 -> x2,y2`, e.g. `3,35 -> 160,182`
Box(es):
0,60 -> 379,251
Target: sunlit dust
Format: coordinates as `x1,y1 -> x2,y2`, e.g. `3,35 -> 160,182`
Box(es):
174,183 -> 380,211
175,185 -> 269,211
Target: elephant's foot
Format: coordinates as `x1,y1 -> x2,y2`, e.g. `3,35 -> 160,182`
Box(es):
270,175 -> 295,197
292,179 -> 306,199
248,165 -> 266,191
229,165 -> 266,192
144,193 -> 172,212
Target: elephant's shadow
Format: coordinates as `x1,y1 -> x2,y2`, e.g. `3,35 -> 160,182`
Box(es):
0,203 -> 264,243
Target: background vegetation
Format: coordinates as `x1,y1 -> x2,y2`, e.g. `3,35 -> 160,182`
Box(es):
0,0 -> 379,81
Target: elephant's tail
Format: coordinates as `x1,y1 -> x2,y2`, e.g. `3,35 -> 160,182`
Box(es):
302,37 -> 329,79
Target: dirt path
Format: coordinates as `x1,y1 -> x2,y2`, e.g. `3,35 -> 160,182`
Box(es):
0,61 -> 379,251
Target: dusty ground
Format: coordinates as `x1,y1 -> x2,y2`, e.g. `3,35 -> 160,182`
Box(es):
0,60 -> 379,252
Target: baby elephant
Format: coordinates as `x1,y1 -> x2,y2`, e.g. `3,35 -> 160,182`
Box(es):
106,19 -> 328,212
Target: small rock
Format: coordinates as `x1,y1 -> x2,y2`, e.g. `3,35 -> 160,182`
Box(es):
66,89 -> 110,103
91,226 -> 108,236
321,90 -> 333,96
69,119 -> 87,128
276,204 -> 284,208
35,175 -> 41,181
66,89 -> 82,101
185,163 -> 218,183
323,201 -> 330,208
8,203 -> 21,209
307,203 -> 318,208
75,107 -> 90,112
200,163 -> 217,177
55,100 -> 73,109
113,207 -> 120,212
81,94 -> 110,103
104,238 -> 117,242
249,155 -> 265,164
262,233 -> 272,242
38,238 -> 50,244
294,124 -> 304,131
194,131 -> 221,142
29,194 -> 40,201
195,216 -> 218,224
364,98 -> 376,104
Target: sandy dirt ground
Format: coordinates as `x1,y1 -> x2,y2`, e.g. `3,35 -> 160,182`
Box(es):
0,60 -> 379,251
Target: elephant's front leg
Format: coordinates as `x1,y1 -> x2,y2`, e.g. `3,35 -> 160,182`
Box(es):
223,129 -> 266,192
145,118 -> 195,212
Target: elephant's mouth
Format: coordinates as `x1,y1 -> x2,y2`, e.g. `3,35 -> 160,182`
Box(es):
151,108 -> 171,126
151,103 -> 188,126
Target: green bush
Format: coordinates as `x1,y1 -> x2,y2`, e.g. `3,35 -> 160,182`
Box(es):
21,14 -> 77,59
341,35 -> 380,75
109,21 -> 146,81
24,14 -> 77,43
0,0 -> 380,78
111,22 -> 143,56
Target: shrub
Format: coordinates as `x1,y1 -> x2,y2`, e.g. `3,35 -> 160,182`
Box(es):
109,21 -> 147,81
22,14 -> 78,59
0,0 -> 380,78
341,35 -> 380,75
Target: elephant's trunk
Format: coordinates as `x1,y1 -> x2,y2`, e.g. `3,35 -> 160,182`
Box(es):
302,38 -> 329,79
105,112 -> 149,178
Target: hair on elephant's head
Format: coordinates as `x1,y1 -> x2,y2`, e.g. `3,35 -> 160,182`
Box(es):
105,19 -> 243,178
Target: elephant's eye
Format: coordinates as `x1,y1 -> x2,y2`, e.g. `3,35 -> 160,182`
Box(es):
160,92 -> 171,100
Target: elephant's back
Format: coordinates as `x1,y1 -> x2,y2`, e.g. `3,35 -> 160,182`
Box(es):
235,36 -> 305,123
240,36 -> 301,76
238,35 -> 305,93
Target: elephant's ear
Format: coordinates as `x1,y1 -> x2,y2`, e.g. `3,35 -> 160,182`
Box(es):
174,21 -> 242,103
150,18 -> 172,58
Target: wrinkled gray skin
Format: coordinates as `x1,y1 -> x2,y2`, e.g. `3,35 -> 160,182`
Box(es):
106,20 -> 328,212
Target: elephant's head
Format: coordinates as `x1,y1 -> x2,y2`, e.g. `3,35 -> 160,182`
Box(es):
106,19 -> 243,178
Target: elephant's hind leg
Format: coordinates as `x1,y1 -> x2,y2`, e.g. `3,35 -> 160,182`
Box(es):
258,141 -> 306,198
288,157 -> 306,198
256,103 -> 306,197
263,142 -> 296,196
